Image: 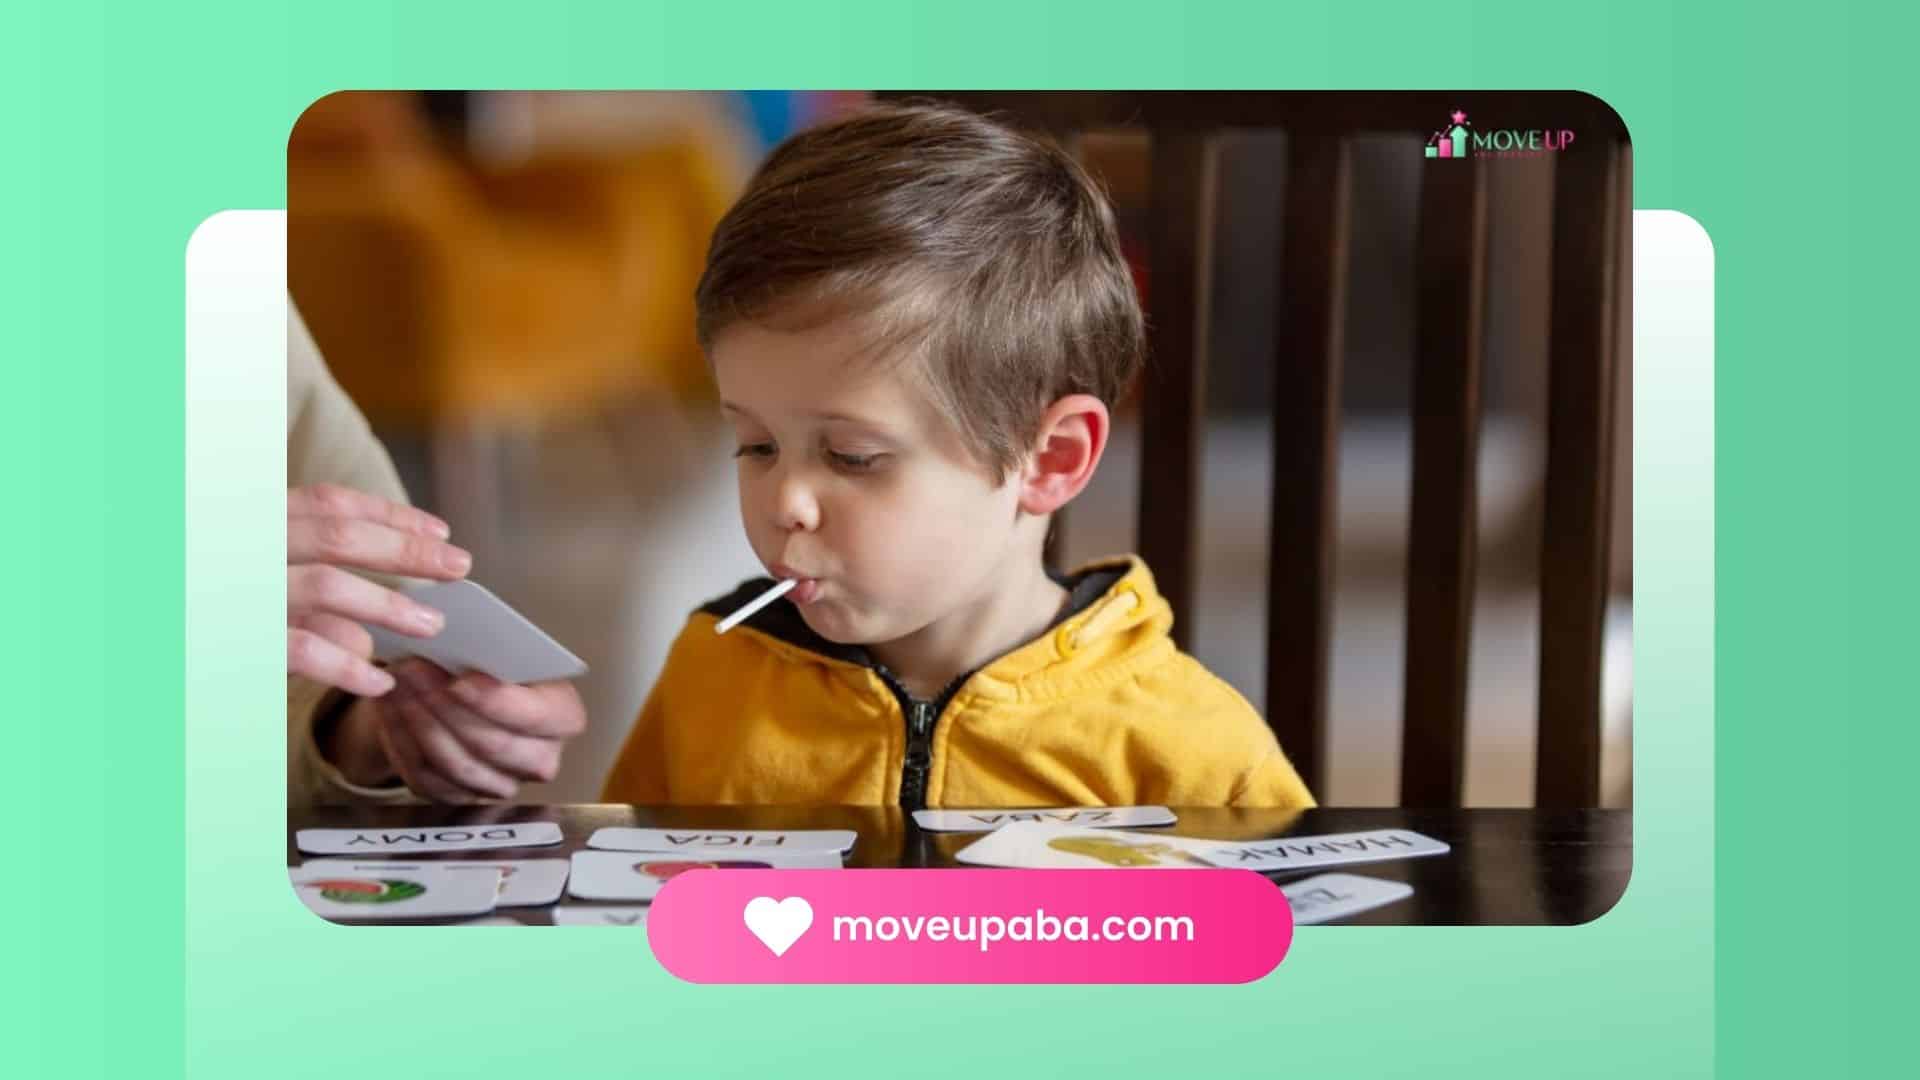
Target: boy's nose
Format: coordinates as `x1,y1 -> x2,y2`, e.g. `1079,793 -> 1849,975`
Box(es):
774,472 -> 820,533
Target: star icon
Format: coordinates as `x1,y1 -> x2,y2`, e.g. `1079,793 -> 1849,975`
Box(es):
1451,110 -> 1468,125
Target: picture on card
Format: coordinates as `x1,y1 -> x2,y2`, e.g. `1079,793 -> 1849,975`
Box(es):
290,863 -> 501,920
299,858 -> 568,907
953,821 -> 1222,869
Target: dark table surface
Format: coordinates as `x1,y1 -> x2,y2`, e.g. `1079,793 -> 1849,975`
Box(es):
288,804 -> 1630,926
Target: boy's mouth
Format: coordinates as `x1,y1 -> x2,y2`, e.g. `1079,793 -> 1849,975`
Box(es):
769,563 -> 823,605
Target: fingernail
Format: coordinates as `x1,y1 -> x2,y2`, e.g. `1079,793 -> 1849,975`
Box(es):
368,669 -> 396,695
425,516 -> 452,540
442,547 -> 472,575
449,679 -> 481,704
411,605 -> 445,635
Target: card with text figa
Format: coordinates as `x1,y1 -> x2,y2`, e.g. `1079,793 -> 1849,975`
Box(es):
586,827 -> 856,854
566,849 -> 843,902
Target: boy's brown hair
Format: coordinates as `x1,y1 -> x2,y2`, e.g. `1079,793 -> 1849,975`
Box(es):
695,100 -> 1145,483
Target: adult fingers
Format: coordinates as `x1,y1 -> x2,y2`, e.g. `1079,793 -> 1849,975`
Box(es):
289,612 -> 374,660
427,690 -> 565,784
396,695 -> 520,801
288,514 -> 472,580
373,701 -> 485,805
391,661 -> 556,782
288,626 -> 394,697
445,674 -> 588,739
289,564 -> 446,639
288,484 -> 451,539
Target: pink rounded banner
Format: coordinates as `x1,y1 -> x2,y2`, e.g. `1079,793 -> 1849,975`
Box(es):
648,868 -> 1293,983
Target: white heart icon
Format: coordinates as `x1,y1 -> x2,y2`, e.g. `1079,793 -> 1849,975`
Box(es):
742,896 -> 814,957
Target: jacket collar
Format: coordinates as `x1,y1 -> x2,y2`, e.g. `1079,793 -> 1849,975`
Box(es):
701,555 -> 1168,696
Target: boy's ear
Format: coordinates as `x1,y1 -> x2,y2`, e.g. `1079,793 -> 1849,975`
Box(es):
1017,394 -> 1111,516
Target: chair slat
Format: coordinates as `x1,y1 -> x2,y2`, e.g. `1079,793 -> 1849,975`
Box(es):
1535,142 -> 1623,808
1400,157 -> 1490,807
1136,131 -> 1216,649
1265,135 -> 1352,797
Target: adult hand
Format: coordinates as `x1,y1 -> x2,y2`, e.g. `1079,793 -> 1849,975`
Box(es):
330,659 -> 589,803
288,483 -> 472,696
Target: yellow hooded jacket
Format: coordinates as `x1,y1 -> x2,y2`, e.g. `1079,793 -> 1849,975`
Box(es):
601,556 -> 1315,809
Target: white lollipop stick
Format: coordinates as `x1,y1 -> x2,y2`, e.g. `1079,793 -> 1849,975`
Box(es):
715,578 -> 798,634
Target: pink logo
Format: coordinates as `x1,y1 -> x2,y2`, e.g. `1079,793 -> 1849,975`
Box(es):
1426,109 -> 1576,160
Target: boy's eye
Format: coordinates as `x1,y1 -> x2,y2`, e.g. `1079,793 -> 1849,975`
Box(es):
828,450 -> 883,472
733,442 -> 776,460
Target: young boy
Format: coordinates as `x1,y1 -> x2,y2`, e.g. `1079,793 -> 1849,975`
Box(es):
601,102 -> 1314,810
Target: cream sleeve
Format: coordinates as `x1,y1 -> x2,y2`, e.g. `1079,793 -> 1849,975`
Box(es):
287,300 -> 420,808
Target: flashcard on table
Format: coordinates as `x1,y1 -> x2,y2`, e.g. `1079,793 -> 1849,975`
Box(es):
953,821 -> 1221,869
566,849 -> 843,902
294,821 -> 563,856
1199,829 -> 1450,872
300,858 -> 568,907
367,579 -> 588,685
552,905 -> 650,927
1282,873 -> 1415,925
913,806 -> 1177,833
586,827 -> 856,855
290,863 -> 501,920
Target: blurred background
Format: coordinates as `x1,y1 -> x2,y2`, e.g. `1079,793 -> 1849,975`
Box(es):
288,90 -> 1631,808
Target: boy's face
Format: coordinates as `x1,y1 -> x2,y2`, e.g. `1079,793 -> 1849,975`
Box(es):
712,317 -> 1027,647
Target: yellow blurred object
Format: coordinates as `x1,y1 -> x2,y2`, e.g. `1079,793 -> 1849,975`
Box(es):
288,92 -> 740,429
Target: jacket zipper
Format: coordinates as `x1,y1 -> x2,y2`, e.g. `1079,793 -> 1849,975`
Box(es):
902,699 -> 937,811
874,666 -> 971,811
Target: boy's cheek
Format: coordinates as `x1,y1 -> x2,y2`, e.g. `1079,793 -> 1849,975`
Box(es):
739,518 -> 782,572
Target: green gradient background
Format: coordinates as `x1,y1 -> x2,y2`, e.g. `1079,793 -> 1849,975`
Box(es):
9,0 -> 1900,1075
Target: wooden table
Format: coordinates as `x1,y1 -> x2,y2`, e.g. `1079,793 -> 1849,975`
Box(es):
288,805 -> 1630,926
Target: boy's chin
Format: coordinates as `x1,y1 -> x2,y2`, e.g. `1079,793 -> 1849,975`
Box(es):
798,600 -> 916,649
796,602 -> 864,644
800,602 -> 936,654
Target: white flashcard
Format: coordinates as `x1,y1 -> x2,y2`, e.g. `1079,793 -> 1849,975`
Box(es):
368,579 -> 588,684
294,821 -> 564,855
953,821 -> 1220,869
566,849 -> 842,902
290,863 -> 501,920
1282,873 -> 1415,925
586,827 -> 855,855
300,858 -> 567,907
913,806 -> 1176,833
552,905 -> 650,927
1199,829 -> 1450,873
